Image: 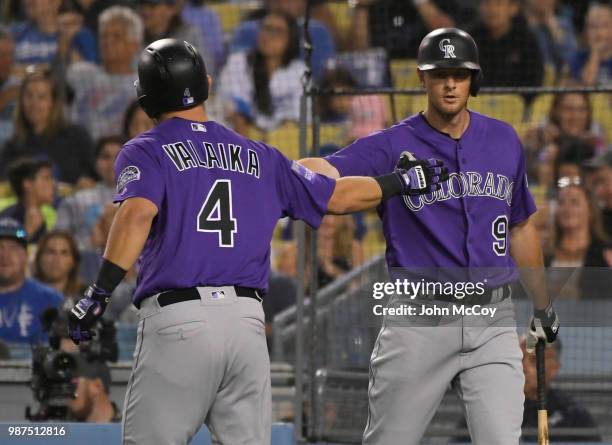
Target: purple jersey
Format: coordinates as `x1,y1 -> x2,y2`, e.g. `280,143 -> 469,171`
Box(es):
326,112 -> 536,282
113,118 -> 335,305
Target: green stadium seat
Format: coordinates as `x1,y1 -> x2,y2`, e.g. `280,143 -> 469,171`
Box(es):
528,93 -> 554,124
390,59 -> 420,89
468,94 -> 525,128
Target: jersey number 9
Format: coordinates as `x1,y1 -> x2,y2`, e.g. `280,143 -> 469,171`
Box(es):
197,179 -> 237,247
492,215 -> 508,256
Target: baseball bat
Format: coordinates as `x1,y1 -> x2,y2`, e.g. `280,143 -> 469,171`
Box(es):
536,340 -> 549,445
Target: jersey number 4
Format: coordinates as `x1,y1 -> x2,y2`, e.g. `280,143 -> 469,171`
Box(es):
492,215 -> 508,256
197,180 -> 237,247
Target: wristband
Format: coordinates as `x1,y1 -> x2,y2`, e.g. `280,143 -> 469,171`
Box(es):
534,301 -> 554,319
374,172 -> 404,200
95,259 -> 127,294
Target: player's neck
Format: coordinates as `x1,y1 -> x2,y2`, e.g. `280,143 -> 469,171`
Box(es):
423,108 -> 470,139
159,105 -> 209,124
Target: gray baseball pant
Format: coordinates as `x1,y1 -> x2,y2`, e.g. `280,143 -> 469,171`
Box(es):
363,298 -> 524,445
121,286 -> 271,445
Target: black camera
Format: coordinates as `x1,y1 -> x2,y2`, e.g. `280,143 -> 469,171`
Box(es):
26,347 -> 78,421
25,308 -> 118,421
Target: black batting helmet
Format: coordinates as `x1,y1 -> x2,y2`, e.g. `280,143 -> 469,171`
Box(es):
135,39 -> 208,119
417,28 -> 483,96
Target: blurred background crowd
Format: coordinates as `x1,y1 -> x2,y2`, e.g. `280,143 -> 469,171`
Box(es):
0,0 -> 610,361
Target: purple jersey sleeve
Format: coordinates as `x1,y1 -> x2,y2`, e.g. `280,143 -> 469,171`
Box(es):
510,137 -> 537,225
113,140 -> 164,208
324,131 -> 394,177
274,150 -> 336,229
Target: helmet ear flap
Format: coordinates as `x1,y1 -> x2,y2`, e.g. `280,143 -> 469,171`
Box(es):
470,70 -> 483,97
135,80 -> 159,119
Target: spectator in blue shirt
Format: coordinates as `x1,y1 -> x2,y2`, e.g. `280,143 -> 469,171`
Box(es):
230,0 -> 335,79
11,0 -> 97,68
570,2 -> 612,86
0,218 -> 63,345
180,0 -> 226,74
525,0 -> 577,80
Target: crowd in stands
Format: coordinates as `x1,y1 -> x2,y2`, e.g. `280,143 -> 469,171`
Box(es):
0,0 -> 610,354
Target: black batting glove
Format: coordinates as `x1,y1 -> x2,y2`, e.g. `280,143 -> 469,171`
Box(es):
396,151 -> 448,196
68,284 -> 111,345
526,302 -> 560,353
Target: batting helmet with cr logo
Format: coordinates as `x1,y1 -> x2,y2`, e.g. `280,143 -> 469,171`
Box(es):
417,28 -> 483,96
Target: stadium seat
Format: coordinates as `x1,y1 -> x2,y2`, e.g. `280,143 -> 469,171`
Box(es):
390,59 -> 420,89
468,94 -> 525,128
326,1 -> 351,37
592,93 -> 612,143
527,93 -> 554,124
208,2 -> 258,36
265,123 -> 302,160
319,123 -> 348,147
0,182 -> 11,199
542,63 -> 557,86
409,94 -> 429,115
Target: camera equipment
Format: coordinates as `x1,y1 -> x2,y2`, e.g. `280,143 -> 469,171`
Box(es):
26,308 -> 118,421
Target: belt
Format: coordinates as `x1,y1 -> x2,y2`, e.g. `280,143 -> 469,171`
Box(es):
431,283 -> 512,305
157,286 -> 262,308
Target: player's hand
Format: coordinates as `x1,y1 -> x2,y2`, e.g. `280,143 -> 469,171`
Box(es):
68,284 -> 111,344
395,151 -> 448,195
526,303 -> 560,353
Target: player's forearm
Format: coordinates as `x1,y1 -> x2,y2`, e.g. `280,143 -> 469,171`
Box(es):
298,157 -> 340,179
103,198 -> 157,271
327,177 -> 382,214
416,1 -> 454,30
510,218 -> 550,310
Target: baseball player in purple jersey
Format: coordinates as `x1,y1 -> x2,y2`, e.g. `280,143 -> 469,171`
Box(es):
301,28 -> 560,444
65,39 -> 447,445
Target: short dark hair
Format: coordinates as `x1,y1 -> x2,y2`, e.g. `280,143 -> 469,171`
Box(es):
95,135 -> 126,159
122,99 -> 142,139
0,25 -> 12,42
7,157 -> 53,199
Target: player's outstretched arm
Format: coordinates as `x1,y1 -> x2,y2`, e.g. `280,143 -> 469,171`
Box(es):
67,197 -> 158,344
327,159 -> 447,214
327,176 -> 383,214
299,157 -> 340,179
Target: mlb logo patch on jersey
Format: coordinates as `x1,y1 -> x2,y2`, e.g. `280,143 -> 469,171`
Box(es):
291,161 -> 315,182
191,122 -> 207,132
211,290 -> 225,300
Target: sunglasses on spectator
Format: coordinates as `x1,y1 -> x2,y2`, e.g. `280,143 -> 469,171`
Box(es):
557,176 -> 582,189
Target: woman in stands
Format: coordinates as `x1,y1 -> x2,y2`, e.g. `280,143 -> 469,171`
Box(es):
122,99 -> 154,140
523,91 -> 605,186
217,10 -> 304,132
547,178 -> 612,299
0,68 -> 95,187
33,230 -> 85,309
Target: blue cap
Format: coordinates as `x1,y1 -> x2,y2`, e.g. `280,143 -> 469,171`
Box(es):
0,218 -> 28,248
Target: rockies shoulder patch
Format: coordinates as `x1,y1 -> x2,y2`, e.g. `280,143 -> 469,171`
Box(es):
117,165 -> 141,194
291,161 -> 315,182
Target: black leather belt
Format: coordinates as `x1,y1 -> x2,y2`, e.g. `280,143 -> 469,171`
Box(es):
432,283 -> 512,305
157,286 -> 262,307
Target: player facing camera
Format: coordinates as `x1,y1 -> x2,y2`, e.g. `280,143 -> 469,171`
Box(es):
26,308 -> 118,421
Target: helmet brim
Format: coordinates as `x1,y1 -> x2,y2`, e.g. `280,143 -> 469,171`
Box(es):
418,60 -> 481,71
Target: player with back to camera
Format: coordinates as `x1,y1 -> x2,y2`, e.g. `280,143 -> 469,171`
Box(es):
300,28 -> 560,444
66,38 -> 448,445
